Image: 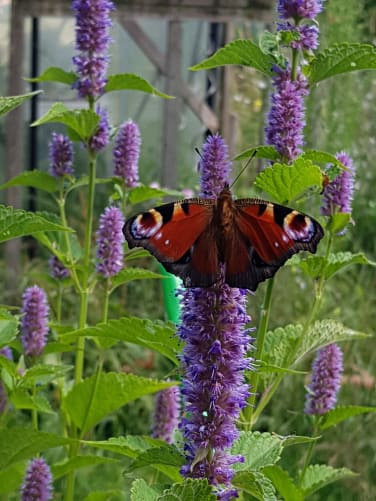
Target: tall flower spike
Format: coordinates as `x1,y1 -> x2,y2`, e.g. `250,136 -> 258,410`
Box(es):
21,457 -> 53,501
152,386 -> 180,444
178,134 -> 253,498
305,343 -> 343,415
72,0 -> 115,99
265,66 -> 309,162
278,22 -> 320,51
0,347 -> 13,413
113,120 -> 141,187
96,206 -> 125,278
89,106 -> 110,152
21,286 -> 50,357
277,0 -> 324,20
48,255 -> 69,280
321,151 -> 355,216
49,132 -> 74,177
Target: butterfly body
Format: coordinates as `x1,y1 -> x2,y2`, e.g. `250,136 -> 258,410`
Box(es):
123,186 -> 324,290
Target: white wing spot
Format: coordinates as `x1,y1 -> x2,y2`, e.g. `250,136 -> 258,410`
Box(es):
164,239 -> 170,246
274,241 -> 279,248
155,232 -> 162,240
282,234 -> 289,243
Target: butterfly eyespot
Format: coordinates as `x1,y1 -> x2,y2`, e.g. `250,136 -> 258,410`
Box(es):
283,212 -> 314,242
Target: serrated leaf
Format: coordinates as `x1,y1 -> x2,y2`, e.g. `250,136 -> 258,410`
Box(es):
62,372 -> 175,433
282,435 -> 319,447
10,390 -> 54,414
110,268 -> 164,291
0,91 -> 42,117
320,405 -> 376,430
0,170 -> 58,193
52,455 -> 119,480
301,150 -> 347,169
233,471 -> 278,500
61,317 -> 179,365
26,66 -> 76,85
297,252 -> 375,280
128,446 -> 185,471
262,465 -> 303,501
190,39 -> 275,77
105,74 -> 172,98
157,479 -> 216,501
300,464 -> 357,496
20,364 -> 72,388
131,479 -> 158,501
233,145 -> 280,162
128,185 -> 183,205
32,104 -> 99,142
0,310 -> 18,347
232,431 -> 283,471
254,158 -> 323,204
125,249 -> 152,261
0,205 -> 70,242
0,428 -> 75,470
307,43 -> 376,85
84,435 -> 158,458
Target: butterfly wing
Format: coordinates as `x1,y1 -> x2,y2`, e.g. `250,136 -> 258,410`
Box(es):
123,198 -> 219,287
224,199 -> 324,290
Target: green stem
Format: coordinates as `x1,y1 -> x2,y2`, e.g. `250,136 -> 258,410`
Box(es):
58,195 -> 81,291
102,280 -> 111,323
56,284 -> 63,325
243,278 -> 275,430
31,385 -> 38,431
299,419 -> 320,486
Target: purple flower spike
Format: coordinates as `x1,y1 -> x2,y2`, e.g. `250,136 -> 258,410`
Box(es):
89,106 -> 110,152
278,0 -> 324,20
152,386 -> 180,443
0,347 -> 13,413
113,120 -> 141,187
265,67 -> 309,162
278,22 -> 320,51
48,255 -> 69,280
21,286 -> 50,358
21,457 -> 53,501
49,133 -> 74,177
178,134 -> 253,497
305,343 -> 343,415
96,206 -> 125,278
72,0 -> 115,99
321,151 -> 355,216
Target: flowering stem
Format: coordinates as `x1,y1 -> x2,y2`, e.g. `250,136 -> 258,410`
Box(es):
243,278 -> 275,430
102,280 -> 111,323
58,194 -> 81,291
299,418 -> 320,485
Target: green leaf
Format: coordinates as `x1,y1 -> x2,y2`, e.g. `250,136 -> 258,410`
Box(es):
320,405 -> 376,430
125,249 -> 152,261
31,104 -> 100,142
131,479 -> 158,501
297,252 -> 375,280
0,91 -> 42,117
0,310 -> 18,347
301,150 -> 348,169
258,361 -> 306,376
61,317 -> 180,365
10,390 -> 54,414
254,158 -> 323,204
233,145 -> 280,162
105,74 -> 172,98
84,435 -> 155,458
157,479 -> 216,501
327,213 -> 351,234
233,471 -> 278,500
307,43 -> 376,85
262,465 -> 303,501
300,464 -> 357,497
190,39 -> 275,77
19,364 -> 72,388
282,435 -> 319,447
128,185 -> 183,205
26,66 -> 76,85
128,446 -> 184,483
52,455 -> 119,480
110,268 -> 164,291
0,205 -> 70,242
0,170 -> 58,193
84,491 -> 125,501
0,463 -> 26,495
0,428 -> 75,470
232,431 -> 283,471
62,372 -> 176,433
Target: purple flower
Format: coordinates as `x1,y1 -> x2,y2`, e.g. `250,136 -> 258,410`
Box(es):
89,106 -> 110,152
321,152 -> 355,216
21,286 -> 50,357
72,0 -> 114,98
0,347 -> 13,413
178,135 -> 253,496
48,255 -> 69,280
21,457 -> 53,501
278,0 -> 324,20
48,133 -> 74,177
152,386 -> 180,443
278,22 -> 320,50
96,206 -> 125,277
113,120 -> 141,187
265,66 -> 309,162
305,343 -> 343,415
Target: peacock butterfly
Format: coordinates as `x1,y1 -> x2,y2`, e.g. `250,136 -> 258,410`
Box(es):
123,185 -> 324,291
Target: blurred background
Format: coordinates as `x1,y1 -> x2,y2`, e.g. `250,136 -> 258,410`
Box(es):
0,0 -> 375,499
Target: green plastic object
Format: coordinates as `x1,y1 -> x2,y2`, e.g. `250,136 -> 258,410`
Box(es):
159,264 -> 182,323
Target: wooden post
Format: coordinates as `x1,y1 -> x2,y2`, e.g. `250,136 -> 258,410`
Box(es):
4,0 -> 25,297
161,20 -> 182,188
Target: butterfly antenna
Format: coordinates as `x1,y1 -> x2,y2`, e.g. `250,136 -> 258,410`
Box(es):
230,149 -> 258,189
